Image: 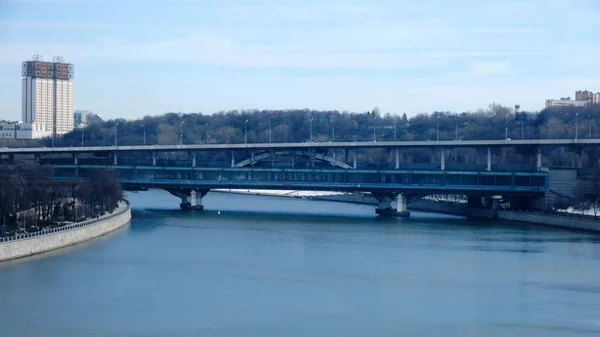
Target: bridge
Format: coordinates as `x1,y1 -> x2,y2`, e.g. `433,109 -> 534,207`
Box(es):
2,139 -> 590,217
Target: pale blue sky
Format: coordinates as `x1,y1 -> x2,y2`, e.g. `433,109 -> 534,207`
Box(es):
0,0 -> 599,120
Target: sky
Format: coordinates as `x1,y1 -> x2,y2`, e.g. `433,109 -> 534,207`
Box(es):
0,0 -> 600,121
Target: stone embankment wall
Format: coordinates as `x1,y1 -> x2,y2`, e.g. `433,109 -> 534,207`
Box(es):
0,201 -> 131,262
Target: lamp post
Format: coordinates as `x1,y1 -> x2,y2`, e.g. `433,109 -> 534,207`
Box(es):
589,114 -> 592,139
269,121 -> 272,143
436,115 -> 440,142
454,115 -> 458,140
180,120 -> 184,145
309,118 -> 313,142
575,112 -> 579,140
205,123 -> 209,144
114,122 -> 119,146
81,127 -> 84,147
244,119 -> 249,144
332,123 -> 335,142
141,124 -> 146,145
373,117 -> 376,142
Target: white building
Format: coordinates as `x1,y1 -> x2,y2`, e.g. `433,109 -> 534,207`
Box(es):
545,99 -> 588,109
22,56 -> 74,137
0,122 -> 52,139
0,123 -> 16,139
16,122 -> 52,139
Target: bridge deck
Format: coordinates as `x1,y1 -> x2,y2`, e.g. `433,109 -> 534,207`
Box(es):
2,138 -> 600,155
52,165 -> 548,196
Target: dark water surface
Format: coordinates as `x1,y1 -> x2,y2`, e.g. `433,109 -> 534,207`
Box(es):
2,190 -> 600,337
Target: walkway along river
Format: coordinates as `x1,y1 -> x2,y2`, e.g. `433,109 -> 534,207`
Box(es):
1,190 -> 600,336
0,201 -> 131,261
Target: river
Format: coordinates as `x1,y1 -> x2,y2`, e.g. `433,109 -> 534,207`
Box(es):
1,189 -> 600,337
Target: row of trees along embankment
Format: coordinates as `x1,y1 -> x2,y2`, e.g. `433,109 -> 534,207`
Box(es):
0,161 -> 122,236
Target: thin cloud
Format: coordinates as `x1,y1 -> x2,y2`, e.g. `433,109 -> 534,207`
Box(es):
464,61 -> 511,76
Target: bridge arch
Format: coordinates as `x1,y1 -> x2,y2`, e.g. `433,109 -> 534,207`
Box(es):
233,150 -> 352,169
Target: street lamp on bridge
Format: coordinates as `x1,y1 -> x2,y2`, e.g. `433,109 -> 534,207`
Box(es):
205,123 -> 209,144
436,115 -> 440,142
141,125 -> 146,145
309,118 -> 314,142
180,121 -> 185,145
575,112 -> 579,140
244,119 -> 249,144
114,122 -> 119,147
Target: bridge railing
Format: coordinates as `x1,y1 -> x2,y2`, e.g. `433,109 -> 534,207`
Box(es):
39,157 -> 541,172
0,200 -> 130,244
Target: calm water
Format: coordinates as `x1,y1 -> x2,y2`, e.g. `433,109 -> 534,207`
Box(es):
2,190 -> 600,337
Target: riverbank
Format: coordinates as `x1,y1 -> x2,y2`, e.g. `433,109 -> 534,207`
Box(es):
0,201 -> 131,262
307,194 -> 600,232
214,189 -> 600,232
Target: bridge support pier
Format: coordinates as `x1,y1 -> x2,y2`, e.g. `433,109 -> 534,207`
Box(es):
353,150 -> 357,169
74,153 -> 78,165
373,193 -> 410,218
536,149 -> 542,170
113,152 -> 118,165
440,148 -> 445,171
231,151 -> 235,167
152,152 -> 156,166
395,148 -> 400,169
486,147 -> 492,171
167,188 -> 208,211
192,152 -> 196,167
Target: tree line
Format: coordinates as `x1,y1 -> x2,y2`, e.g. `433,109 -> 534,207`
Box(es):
48,103 -> 600,168
0,162 -> 122,236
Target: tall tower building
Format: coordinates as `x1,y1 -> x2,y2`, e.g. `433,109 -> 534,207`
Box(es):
22,55 -> 74,137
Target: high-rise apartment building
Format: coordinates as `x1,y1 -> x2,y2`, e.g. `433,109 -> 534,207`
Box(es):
575,90 -> 598,105
21,55 -> 74,137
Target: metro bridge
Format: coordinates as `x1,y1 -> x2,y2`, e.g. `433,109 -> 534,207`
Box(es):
2,139 -> 587,217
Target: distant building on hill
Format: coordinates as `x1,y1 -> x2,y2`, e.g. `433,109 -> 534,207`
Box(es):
545,89 -> 600,111
575,90 -> 599,105
545,98 -> 587,109
74,110 -> 103,127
